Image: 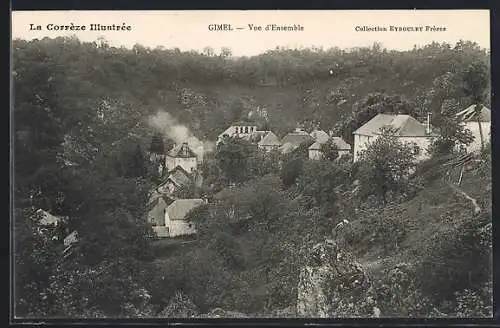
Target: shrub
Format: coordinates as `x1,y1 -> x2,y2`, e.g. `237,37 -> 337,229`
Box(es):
415,212 -> 492,309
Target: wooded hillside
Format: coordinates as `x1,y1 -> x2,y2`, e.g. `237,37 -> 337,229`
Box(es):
12,37 -> 492,318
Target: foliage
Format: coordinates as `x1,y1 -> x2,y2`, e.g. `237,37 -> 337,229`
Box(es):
320,139 -> 340,161
453,279 -> 493,317
295,161 -> 350,216
428,100 -> 474,155
280,140 -> 312,188
415,212 -> 492,309
215,136 -> 255,184
463,61 -> 489,104
373,264 -> 433,317
148,133 -> 165,154
356,128 -> 419,204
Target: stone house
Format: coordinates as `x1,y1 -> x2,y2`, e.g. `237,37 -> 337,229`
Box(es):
353,113 -> 438,162
165,142 -> 198,173
258,131 -> 282,152
217,122 -> 259,145
165,199 -> 206,238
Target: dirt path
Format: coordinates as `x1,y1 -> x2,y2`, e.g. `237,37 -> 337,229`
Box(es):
447,182 -> 481,214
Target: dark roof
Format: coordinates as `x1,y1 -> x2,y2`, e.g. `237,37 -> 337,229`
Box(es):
281,131 -> 313,147
147,193 -> 174,212
456,105 -> 491,122
353,114 -> 437,137
309,137 -> 351,151
167,143 -> 197,158
166,199 -> 205,221
167,169 -> 192,187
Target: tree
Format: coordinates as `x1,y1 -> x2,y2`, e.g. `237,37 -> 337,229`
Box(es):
428,100 -> 474,155
220,47 -> 232,58
320,139 -> 340,161
149,133 -> 165,154
215,136 -> 254,184
356,128 -> 419,204
296,161 -> 349,216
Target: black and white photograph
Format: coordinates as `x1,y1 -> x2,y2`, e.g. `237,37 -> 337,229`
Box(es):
11,9 -> 492,319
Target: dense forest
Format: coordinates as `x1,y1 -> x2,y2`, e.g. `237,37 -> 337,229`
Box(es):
13,36 -> 492,318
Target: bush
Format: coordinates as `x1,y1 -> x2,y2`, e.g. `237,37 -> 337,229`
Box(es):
415,212 -> 492,309
454,279 -> 493,317
373,264 -> 433,317
356,128 -> 418,205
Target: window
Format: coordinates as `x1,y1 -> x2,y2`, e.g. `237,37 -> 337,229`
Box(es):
188,223 -> 192,228
245,127 -> 249,133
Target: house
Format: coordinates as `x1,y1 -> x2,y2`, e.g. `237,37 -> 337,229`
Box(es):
258,131 -> 281,152
455,104 -> 491,153
165,142 -> 198,173
147,193 -> 174,228
280,128 -> 314,154
162,166 -> 193,195
246,130 -> 268,144
36,209 -> 63,227
217,122 -> 259,145
165,199 -> 205,238
353,113 -> 438,162
310,129 -> 330,144
308,137 -> 351,160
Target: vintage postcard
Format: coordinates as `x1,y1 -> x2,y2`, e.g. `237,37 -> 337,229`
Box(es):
11,10 -> 492,320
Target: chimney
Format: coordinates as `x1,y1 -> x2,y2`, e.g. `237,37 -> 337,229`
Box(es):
426,113 -> 432,134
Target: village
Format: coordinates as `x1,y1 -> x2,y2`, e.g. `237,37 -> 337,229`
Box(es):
141,104 -> 491,240
32,102 -> 491,253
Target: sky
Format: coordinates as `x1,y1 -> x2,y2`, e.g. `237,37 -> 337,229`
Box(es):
12,10 -> 490,56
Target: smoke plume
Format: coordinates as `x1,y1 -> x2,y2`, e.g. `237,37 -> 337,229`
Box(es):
147,110 -> 214,162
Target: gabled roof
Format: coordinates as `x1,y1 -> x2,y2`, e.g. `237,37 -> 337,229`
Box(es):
64,231 -> 78,246
36,209 -> 62,226
167,169 -> 192,188
218,127 -> 233,139
456,104 -> 491,122
258,131 -> 281,146
167,143 -> 197,158
308,137 -> 351,151
310,130 -> 330,143
147,194 -> 172,212
308,142 -> 323,151
330,137 -> 352,150
281,131 -> 313,147
166,199 -> 205,221
353,114 -> 436,137
280,142 -> 299,154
